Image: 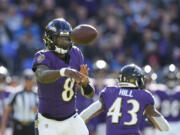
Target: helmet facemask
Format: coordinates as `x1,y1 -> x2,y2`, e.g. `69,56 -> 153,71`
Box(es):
52,34 -> 72,54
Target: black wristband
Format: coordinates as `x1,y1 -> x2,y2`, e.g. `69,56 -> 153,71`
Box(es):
82,83 -> 93,95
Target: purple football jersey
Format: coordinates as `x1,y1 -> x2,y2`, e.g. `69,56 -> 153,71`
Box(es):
33,46 -> 84,118
153,89 -> 180,122
100,86 -> 154,135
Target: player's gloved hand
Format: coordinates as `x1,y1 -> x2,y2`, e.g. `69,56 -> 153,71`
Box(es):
79,64 -> 89,86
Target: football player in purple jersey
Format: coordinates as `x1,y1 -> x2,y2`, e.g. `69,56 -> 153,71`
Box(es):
153,64 -> 180,135
32,18 -> 94,135
80,64 -> 169,135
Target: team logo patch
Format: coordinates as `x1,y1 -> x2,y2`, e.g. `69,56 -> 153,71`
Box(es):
37,54 -> 45,63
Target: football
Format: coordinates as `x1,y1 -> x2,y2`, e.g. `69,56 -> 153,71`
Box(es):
70,24 -> 98,45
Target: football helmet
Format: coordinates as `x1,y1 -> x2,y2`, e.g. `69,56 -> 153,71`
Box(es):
118,64 -> 145,89
93,59 -> 109,78
44,18 -> 72,54
163,64 -> 180,88
0,66 -> 9,85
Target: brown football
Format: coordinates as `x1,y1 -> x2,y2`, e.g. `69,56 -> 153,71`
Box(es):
70,24 -> 98,45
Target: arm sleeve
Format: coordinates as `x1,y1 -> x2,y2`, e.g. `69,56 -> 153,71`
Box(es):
80,100 -> 104,122
99,88 -> 106,107
99,88 -> 106,101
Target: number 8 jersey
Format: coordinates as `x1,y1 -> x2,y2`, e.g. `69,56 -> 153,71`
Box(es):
32,46 -> 84,119
100,86 -> 154,135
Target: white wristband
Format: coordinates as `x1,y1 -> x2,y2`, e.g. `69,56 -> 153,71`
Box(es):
59,68 -> 67,77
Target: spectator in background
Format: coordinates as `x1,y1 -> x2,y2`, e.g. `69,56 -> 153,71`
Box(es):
0,13 -> 13,46
5,5 -> 23,33
0,69 -> 38,135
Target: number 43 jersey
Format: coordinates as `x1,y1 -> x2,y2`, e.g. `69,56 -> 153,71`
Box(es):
32,46 -> 84,119
100,86 -> 154,135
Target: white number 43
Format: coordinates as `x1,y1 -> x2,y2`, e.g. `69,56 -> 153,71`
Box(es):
107,97 -> 140,126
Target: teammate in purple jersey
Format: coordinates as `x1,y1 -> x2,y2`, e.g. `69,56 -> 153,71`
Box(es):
32,18 -> 94,135
153,64 -> 180,135
80,64 -> 169,135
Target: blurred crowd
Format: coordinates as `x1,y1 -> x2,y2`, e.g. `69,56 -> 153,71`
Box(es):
0,0 -> 179,82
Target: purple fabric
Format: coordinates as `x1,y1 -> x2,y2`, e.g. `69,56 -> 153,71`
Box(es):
154,90 -> 180,122
33,46 -> 84,118
100,86 -> 154,135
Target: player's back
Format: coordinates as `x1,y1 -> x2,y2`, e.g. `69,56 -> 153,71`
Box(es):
153,88 -> 180,122
100,86 -> 154,135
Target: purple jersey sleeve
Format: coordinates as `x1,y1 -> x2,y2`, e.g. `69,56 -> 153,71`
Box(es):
73,46 -> 84,67
143,90 -> 155,106
99,88 -> 106,102
99,87 -> 110,109
32,50 -> 51,72
78,48 -> 84,65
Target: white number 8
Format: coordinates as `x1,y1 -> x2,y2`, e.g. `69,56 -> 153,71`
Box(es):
62,78 -> 75,102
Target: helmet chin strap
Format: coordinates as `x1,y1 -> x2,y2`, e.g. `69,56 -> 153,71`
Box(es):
54,46 -> 68,54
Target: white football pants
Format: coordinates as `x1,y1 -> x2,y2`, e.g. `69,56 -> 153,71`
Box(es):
35,113 -> 89,135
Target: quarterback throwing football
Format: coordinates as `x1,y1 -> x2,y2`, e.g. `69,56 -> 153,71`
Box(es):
32,18 -> 94,135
